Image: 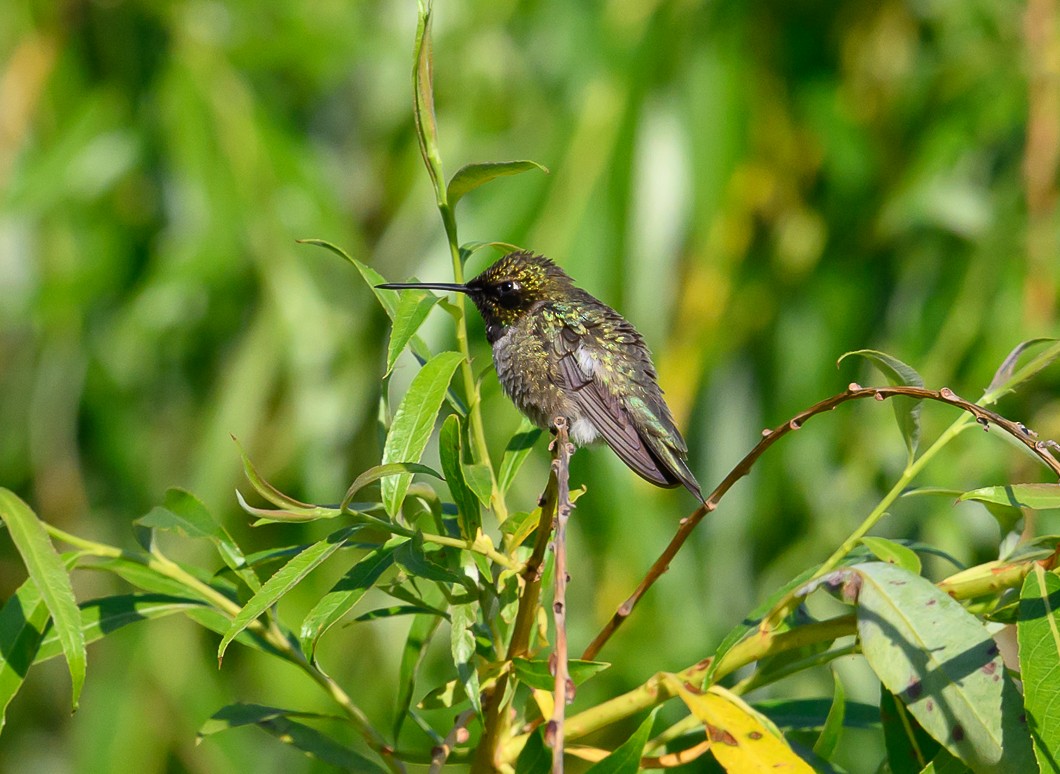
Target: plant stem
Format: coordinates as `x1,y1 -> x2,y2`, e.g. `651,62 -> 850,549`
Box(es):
548,418 -> 573,772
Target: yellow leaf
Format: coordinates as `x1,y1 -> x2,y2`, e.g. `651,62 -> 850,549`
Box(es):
667,677 -> 813,773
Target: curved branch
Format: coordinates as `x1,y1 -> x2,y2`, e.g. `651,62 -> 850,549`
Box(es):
582,383 -> 1060,660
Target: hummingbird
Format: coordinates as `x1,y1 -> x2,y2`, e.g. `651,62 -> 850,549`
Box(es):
377,251 -> 703,500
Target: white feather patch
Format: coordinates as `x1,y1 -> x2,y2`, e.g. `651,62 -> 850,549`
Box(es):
570,417 -> 599,445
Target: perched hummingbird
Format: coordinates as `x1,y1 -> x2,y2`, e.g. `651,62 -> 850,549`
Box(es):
378,251 -> 703,500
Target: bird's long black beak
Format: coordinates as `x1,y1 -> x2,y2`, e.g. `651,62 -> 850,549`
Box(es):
376,282 -> 470,293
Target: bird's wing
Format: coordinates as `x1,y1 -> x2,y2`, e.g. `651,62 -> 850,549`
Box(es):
553,325 -> 679,488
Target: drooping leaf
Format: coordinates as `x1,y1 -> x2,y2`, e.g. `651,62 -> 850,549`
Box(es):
299,541 -> 400,659
959,484 -> 1060,512
512,658 -> 610,691
852,562 -> 1034,772
670,680 -> 814,773
380,351 -> 463,516
838,349 -> 924,461
413,0 -> 443,196
0,575 -> 56,730
439,415 -> 481,538
812,671 -> 845,760
394,603 -> 443,741
393,533 -> 467,587
584,707 -> 658,774
234,435 -> 315,510
1017,566 -> 1060,773
0,489 -> 86,712
447,160 -> 549,208
879,688 -> 940,774
985,338 -> 1060,397
860,537 -> 922,575
450,602 -> 481,714
385,289 -> 440,376
218,526 -> 360,663
499,421 -> 543,494
198,703 -> 386,773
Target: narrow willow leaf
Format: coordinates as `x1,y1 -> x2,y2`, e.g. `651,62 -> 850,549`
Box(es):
235,490 -> 340,525
198,703 -> 385,773
584,707 -> 657,774
234,436 -> 315,509
413,0 -> 443,195
669,680 -> 814,773
385,290 -> 440,376
450,602 -> 481,714
447,160 -> 549,208
394,606 -> 443,741
852,562 -> 1034,772
138,489 -> 258,591
512,658 -> 610,691
340,461 -> 442,512
381,351 -> 463,516
917,748 -> 970,774
299,542 -> 399,659
34,594 -> 206,664
880,688 -> 939,774
0,489 -> 86,712
959,483 -> 1060,511
393,535 -> 466,587
754,698 -> 880,730
500,509 -> 541,547
838,349 -> 924,461
515,727 -> 551,774
353,605 -> 441,621
860,537 -> 922,575
498,421 -> 542,494
439,415 -> 481,538
985,338 -> 1059,396
812,671 -> 845,760
218,526 -> 360,663
462,462 -> 493,508
0,576 -> 53,730
418,679 -> 465,709
1017,566 -> 1060,772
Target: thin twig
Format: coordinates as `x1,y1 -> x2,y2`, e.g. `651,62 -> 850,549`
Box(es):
429,709 -> 475,773
582,383 -> 1060,661
547,417 -> 574,772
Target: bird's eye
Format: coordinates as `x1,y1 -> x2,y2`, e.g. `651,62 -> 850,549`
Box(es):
495,279 -> 522,308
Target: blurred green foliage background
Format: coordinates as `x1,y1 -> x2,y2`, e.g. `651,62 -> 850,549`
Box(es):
2,0 -> 1058,771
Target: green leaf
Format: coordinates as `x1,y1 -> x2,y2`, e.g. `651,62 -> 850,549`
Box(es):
198,703 -> 386,773
917,748 -> 971,774
985,338 -> 1060,397
138,488 -> 259,591
852,562 -> 1034,772
450,602 -> 481,714
838,349 -> 924,462
462,462 -> 493,508
880,688 -> 940,774
439,415 -> 481,538
512,657 -> 610,691
754,698 -> 880,730
234,436 -> 315,510
413,0 -> 443,197
812,671 -> 845,760
959,484 -> 1060,511
299,542 -> 399,659
585,707 -> 657,774
353,605 -> 442,621
447,160 -> 549,208
385,289 -> 440,376
500,509 -> 542,547
34,594 -> 207,665
498,421 -> 542,494
0,489 -> 86,712
381,351 -> 463,516
393,534 -> 466,587
860,537 -> 922,575
340,462 -> 442,512
0,575 -> 57,730
218,526 -> 360,663
394,605 -> 443,741
515,727 -> 551,774
1017,566 -> 1060,773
